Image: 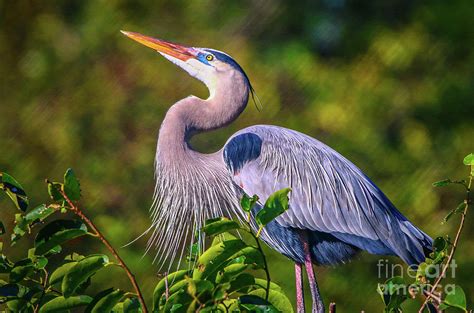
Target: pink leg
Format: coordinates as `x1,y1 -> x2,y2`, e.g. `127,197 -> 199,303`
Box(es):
302,233 -> 325,313
295,263 -> 305,313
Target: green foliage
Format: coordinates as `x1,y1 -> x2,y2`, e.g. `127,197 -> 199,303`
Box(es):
463,154 -> 474,166
62,254 -> 109,297
0,170 -> 142,312
147,186 -> 293,312
1,2 -> 473,311
47,182 -> 64,202
240,194 -> 259,214
377,276 -> 408,312
378,154 -> 473,312
63,169 -> 81,202
201,217 -> 240,237
255,188 -> 291,228
439,286 -> 467,312
153,233 -> 290,312
0,173 -> 28,212
34,219 -> 88,255
39,295 -> 93,313
86,288 -> 125,313
0,170 -> 293,312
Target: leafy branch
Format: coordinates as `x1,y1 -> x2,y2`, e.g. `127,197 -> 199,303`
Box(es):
0,169 -> 145,312
50,177 -> 148,313
0,169 -> 295,312
239,188 -> 291,301
418,153 -> 473,312
377,153 -> 473,313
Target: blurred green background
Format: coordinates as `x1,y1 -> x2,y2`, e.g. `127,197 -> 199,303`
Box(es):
1,0 -> 473,311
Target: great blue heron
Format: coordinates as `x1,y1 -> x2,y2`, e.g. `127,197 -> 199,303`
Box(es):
121,31 -> 432,313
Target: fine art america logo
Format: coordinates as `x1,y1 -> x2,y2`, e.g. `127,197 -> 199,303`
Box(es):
377,258 -> 458,295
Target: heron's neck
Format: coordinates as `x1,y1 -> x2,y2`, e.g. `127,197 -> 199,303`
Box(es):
157,72 -> 249,159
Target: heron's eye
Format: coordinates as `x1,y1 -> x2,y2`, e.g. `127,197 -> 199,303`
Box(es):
206,54 -> 214,61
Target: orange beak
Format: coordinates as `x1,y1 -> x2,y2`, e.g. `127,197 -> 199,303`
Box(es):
121,30 -> 196,61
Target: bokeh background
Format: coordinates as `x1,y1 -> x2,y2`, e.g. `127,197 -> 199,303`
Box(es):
1,0 -> 473,311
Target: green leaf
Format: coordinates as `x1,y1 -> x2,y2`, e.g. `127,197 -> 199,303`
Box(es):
153,269 -> 189,311
49,245 -> 62,255
256,188 -> 291,227
211,232 -> 238,246
230,246 -> 264,269
216,263 -> 248,284
241,194 -> 259,212
11,205 -> 57,244
10,259 -> 35,283
25,204 -> 56,224
187,278 -> 213,298
64,252 -> 85,262
62,254 -> 109,297
432,179 -> 451,187
433,236 -> 448,252
35,219 -> 88,255
202,217 -> 240,236
213,283 -> 231,301
39,295 -> 93,313
444,202 -> 467,223
7,298 -> 31,311
228,273 -> 255,294
23,284 -> 43,302
239,295 -> 280,312
454,202 -> 467,215
113,297 -> 141,313
192,239 -> 247,280
11,213 -> 28,244
377,276 -> 408,311
122,297 -> 141,313
47,181 -> 65,201
0,172 -> 28,211
64,168 -> 81,201
254,279 -> 283,292
443,285 -> 467,312
86,288 -> 125,313
0,255 -> 13,273
168,279 -> 189,294
163,289 -> 193,312
186,242 -> 200,262
463,153 -> 474,166
0,283 -> 28,298
249,289 -> 294,312
49,261 -> 78,285
37,256 -> 49,269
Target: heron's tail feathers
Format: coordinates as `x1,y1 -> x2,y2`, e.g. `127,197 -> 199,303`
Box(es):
395,220 -> 433,265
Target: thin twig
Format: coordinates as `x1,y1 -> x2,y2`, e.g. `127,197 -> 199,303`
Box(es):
423,289 -> 442,305
249,229 -> 271,301
164,271 -> 169,300
244,218 -> 271,301
419,169 -> 472,312
58,189 -> 148,313
33,269 -> 49,313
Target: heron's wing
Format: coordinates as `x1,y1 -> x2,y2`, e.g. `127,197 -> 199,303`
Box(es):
222,125 -> 431,264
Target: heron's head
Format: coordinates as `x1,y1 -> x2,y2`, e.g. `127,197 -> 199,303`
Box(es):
121,31 -> 252,97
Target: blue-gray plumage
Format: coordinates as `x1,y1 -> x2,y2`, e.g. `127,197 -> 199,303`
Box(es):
122,31 -> 432,313
224,126 -> 432,266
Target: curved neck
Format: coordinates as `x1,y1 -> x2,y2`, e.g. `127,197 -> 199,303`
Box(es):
157,70 -> 249,158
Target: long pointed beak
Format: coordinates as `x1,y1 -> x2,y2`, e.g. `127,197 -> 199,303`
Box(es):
121,30 -> 196,61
